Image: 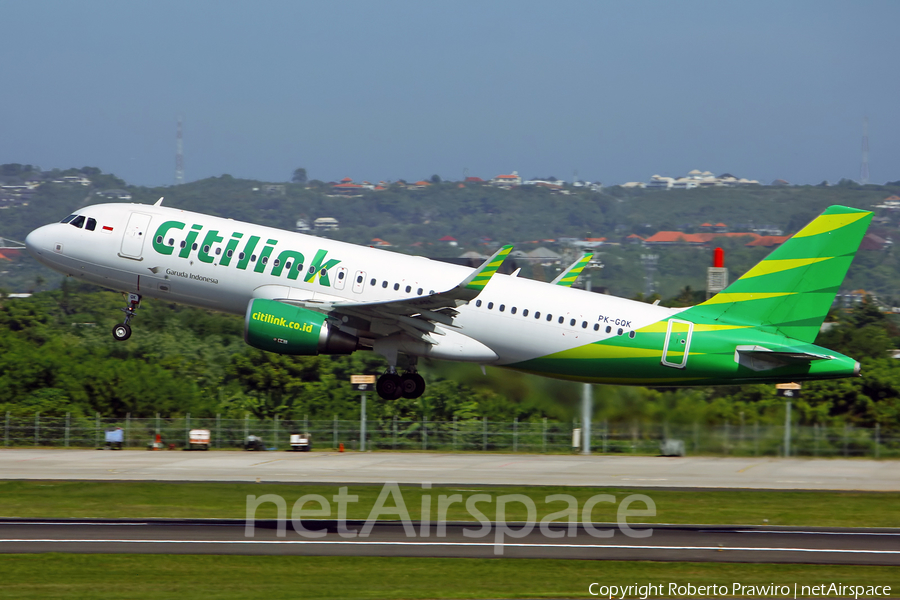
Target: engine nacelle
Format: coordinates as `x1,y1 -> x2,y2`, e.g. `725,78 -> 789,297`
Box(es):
244,298 -> 358,355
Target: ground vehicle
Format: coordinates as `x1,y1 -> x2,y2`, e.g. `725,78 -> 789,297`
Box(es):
244,435 -> 266,451
188,429 -> 210,450
290,432 -> 313,451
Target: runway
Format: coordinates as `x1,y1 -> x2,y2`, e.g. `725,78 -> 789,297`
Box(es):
1,449 -> 898,490
1,519 -> 897,564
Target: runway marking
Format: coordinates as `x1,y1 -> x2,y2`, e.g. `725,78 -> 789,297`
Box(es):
2,539 -> 898,555
2,523 -> 149,526
734,530 -> 900,536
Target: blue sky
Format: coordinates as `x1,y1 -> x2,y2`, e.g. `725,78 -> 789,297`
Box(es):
2,1 -> 898,186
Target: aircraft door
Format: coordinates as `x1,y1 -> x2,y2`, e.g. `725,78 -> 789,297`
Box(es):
661,319 -> 693,369
333,266 -> 348,290
119,212 -> 152,260
352,270 -> 366,294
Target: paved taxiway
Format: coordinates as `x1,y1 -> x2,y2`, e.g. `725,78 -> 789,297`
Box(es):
1,449 -> 898,490
1,520 -> 897,565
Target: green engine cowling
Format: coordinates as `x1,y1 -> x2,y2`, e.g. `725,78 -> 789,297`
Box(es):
244,298 -> 358,355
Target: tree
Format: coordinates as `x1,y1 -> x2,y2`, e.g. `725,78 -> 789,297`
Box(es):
292,168 -> 308,184
430,174 -> 441,184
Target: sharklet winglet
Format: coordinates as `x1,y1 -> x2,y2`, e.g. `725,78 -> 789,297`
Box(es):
551,253 -> 592,286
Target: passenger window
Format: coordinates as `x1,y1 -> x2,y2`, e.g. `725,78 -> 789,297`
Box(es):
593,323 -> 600,331
70,215 -> 86,228
568,318 -> 573,325
182,241 -> 188,249
251,254 -> 257,262
227,250 -> 233,257
357,275 -> 363,283
370,278 -> 376,286
85,218 -> 97,231
340,272 -> 346,280
417,288 -> 423,295
296,263 -> 304,272
499,304 -> 505,312
273,259 -> 280,267
547,314 -> 553,322
405,285 -> 411,293
582,321 -> 587,328
192,243 -> 198,251
487,302 -> 494,309
168,238 -> 175,246
617,328 -> 623,335
238,251 -> 244,259
285,262 -> 292,270
382,281 -> 388,288
476,300 -> 482,307
606,326 -> 611,333
629,331 -> 636,338
511,307 -> 517,315
394,283 -> 400,291
156,235 -> 164,244
523,309 -> 529,317
203,245 -> 210,253
534,312 -> 541,319
215,248 -> 222,255
262,256 -> 268,265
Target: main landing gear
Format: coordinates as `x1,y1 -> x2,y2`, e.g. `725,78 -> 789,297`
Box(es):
376,368 -> 426,400
112,293 -> 141,341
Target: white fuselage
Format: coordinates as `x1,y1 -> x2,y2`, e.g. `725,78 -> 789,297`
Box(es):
25,203 -> 679,366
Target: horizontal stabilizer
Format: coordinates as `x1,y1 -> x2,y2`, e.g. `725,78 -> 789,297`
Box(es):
734,345 -> 832,372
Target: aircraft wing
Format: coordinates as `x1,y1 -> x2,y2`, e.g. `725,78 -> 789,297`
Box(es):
288,245 -> 513,343
550,253 -> 592,286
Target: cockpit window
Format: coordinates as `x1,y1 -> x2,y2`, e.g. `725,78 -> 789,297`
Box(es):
70,215 -> 86,228
61,214 -> 77,224
85,218 -> 97,231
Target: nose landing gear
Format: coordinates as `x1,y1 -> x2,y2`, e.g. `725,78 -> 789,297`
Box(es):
112,293 -> 141,341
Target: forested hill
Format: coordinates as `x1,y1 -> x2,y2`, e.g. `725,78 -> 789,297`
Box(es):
2,165 -> 900,299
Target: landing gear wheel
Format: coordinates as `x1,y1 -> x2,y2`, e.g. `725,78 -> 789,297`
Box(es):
400,373 -> 426,399
112,323 -> 132,341
376,373 -> 404,400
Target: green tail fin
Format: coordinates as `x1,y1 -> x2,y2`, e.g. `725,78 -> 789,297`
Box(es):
685,205 -> 872,342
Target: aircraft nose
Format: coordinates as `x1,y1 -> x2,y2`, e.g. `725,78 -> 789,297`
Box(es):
25,225 -> 52,258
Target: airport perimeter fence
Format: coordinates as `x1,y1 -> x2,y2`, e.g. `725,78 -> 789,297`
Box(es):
3,412 -> 900,458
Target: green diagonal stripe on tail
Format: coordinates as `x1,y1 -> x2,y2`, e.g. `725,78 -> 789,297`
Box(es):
683,205 -> 872,343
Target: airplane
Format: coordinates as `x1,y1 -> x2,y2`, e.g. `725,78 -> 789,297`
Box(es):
24,201 -> 872,400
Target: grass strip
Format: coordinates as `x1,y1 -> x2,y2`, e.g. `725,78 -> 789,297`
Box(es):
0,480 -> 898,527
0,554 -> 896,600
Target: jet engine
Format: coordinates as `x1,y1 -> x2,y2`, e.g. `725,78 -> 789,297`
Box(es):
244,298 -> 358,355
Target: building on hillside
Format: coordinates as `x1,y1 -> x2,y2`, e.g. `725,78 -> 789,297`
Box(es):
491,172 -> 522,187
643,170 -> 760,190
643,231 -> 760,246
313,217 -> 339,230
746,235 -> 789,248
51,175 -> 91,186
95,189 -> 133,200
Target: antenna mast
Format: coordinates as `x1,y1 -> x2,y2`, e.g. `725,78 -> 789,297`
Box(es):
175,116 -> 184,185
